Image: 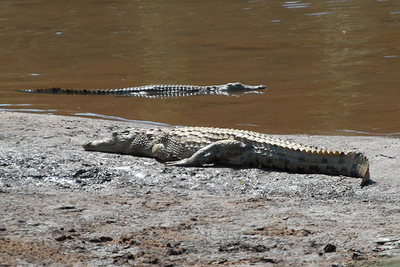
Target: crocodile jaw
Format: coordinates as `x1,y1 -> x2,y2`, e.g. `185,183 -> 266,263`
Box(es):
82,129 -> 165,157
82,130 -> 139,154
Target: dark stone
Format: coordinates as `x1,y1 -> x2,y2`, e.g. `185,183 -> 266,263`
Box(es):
57,206 -> 76,210
55,235 -> 72,242
352,252 -> 365,260
148,257 -> 159,264
261,258 -> 276,263
89,236 -> 113,243
324,243 -> 336,253
254,245 -> 268,252
168,248 -> 186,255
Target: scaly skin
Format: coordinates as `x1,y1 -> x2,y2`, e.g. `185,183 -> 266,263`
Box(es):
83,127 -> 371,186
22,82 -> 267,98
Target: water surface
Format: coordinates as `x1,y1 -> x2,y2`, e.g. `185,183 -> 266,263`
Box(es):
1,0 -> 399,135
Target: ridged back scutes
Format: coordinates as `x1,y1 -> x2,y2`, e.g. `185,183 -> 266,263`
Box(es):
169,126 -> 344,156
166,126 -> 370,178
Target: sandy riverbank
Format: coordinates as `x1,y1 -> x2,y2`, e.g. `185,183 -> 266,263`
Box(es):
0,111 -> 399,266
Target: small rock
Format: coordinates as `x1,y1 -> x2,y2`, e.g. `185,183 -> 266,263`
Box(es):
376,238 -> 390,245
55,235 -> 73,242
261,258 -> 276,263
324,244 -> 336,253
254,245 -> 268,252
352,252 -> 365,260
57,206 -> 76,210
89,236 -> 113,243
168,248 -> 187,255
147,257 -> 159,264
26,220 -> 40,226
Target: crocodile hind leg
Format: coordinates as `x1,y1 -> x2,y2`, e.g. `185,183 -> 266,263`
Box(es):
166,140 -> 248,166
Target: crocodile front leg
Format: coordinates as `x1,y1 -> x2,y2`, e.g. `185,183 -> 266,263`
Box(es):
152,144 -> 179,162
165,140 -> 248,166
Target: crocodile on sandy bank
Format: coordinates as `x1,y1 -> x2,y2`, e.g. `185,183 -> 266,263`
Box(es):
23,82 -> 267,98
83,126 -> 371,186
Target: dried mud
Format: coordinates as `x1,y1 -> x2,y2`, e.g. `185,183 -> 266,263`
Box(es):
1,111 -> 399,266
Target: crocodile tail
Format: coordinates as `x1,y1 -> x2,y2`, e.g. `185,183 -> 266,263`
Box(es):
303,150 -> 370,185
266,149 -> 370,185
347,152 -> 370,186
348,152 -> 369,177
24,88 -> 90,94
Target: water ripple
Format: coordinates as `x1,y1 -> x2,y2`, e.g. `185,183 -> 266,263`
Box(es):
282,1 -> 310,9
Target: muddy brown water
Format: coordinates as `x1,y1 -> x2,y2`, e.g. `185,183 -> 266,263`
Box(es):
1,0 -> 399,135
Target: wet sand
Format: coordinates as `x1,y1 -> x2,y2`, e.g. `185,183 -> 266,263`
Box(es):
0,111 -> 399,266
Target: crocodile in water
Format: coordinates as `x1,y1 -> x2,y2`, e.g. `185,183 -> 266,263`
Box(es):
83,126 -> 371,186
22,82 -> 267,98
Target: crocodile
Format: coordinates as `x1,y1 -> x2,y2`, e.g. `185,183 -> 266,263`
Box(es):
83,126 -> 371,186
22,82 -> 267,98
